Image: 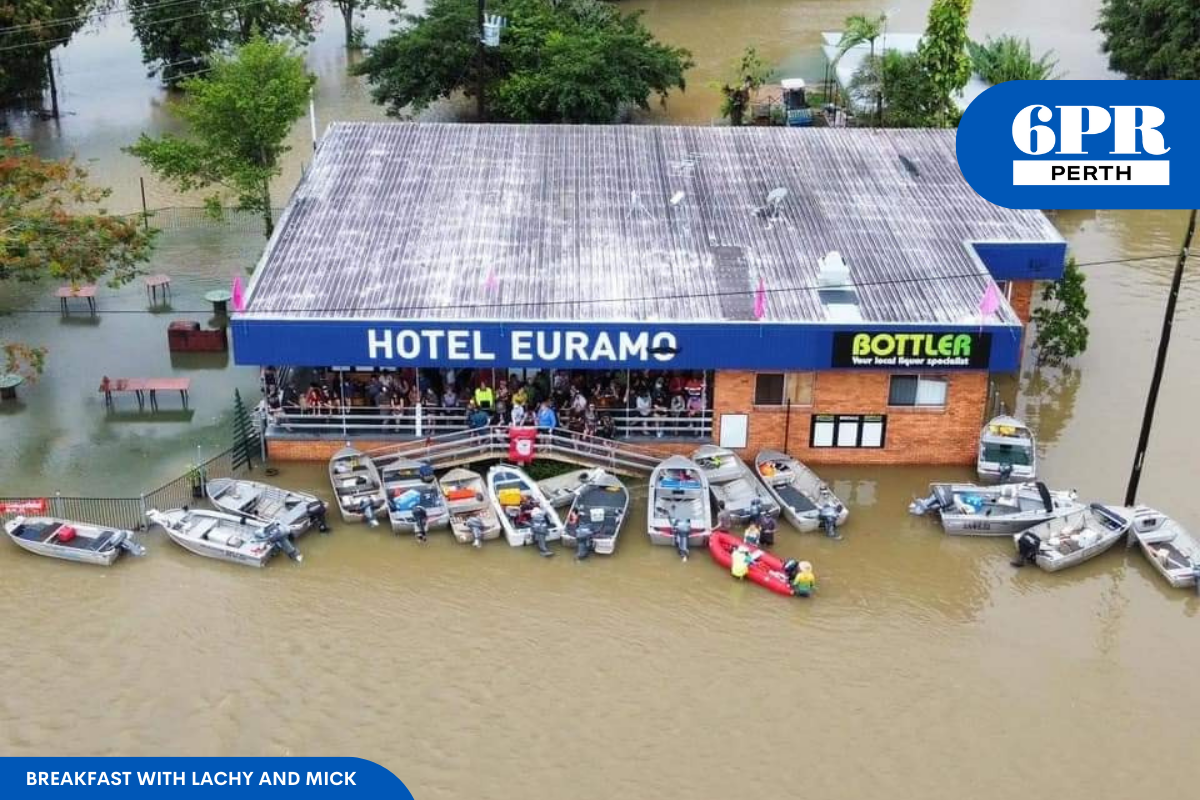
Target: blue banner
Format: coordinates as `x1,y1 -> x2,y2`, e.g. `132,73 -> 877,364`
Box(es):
231,319 -> 1025,372
8,759 -> 412,800
957,80 -> 1195,209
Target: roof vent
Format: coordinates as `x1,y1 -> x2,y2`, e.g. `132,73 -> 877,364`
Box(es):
817,251 -> 859,311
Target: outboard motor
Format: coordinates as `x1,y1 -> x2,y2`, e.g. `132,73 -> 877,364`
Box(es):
114,530 -> 147,557
266,524 -> 303,563
998,462 -> 1014,482
307,500 -> 330,533
1012,531 -> 1041,567
574,524 -> 595,560
361,497 -> 380,527
818,503 -> 842,539
467,516 -> 485,549
672,518 -> 691,562
530,510 -> 554,557
909,492 -> 941,516
1192,564 -> 1200,596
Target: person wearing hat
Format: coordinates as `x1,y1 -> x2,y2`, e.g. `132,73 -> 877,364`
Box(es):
743,522 -> 761,546
715,501 -> 733,534
784,559 -> 816,596
730,543 -> 762,579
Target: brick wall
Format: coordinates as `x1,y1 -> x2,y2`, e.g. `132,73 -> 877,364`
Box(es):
1008,280 -> 1035,323
710,370 -> 988,465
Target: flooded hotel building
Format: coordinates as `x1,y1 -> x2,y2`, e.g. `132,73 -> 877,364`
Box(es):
232,123 -> 1065,464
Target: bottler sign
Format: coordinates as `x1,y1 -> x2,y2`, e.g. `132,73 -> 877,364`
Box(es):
831,332 -> 992,369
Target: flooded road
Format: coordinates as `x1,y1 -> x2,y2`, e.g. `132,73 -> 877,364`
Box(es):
2,2 -> 1199,798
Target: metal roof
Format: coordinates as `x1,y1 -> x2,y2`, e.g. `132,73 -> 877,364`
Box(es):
243,122 -> 1062,325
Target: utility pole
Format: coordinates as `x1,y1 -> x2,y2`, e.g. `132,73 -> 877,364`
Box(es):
1124,208 -> 1196,506
476,0 -> 486,122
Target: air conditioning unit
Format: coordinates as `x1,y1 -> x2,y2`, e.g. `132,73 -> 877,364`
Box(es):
818,251 -> 851,289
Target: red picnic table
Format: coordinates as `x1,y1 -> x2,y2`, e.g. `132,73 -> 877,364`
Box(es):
56,284 -> 97,315
99,377 -> 191,411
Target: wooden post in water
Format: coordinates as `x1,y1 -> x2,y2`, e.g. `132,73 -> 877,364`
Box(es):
476,0 -> 486,122
1125,208 -> 1196,506
139,177 -> 150,232
45,51 -> 59,119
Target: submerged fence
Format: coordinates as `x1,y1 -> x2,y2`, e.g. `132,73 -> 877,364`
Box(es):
0,445 -> 248,531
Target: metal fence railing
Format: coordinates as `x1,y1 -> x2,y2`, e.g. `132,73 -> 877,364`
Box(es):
266,405 -> 714,441
0,446 -> 248,531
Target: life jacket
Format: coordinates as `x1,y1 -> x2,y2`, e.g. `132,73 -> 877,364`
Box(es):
731,549 -> 750,578
793,570 -> 815,594
474,386 -> 494,408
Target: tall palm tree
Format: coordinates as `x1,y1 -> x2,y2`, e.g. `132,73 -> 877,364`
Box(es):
836,12 -> 888,125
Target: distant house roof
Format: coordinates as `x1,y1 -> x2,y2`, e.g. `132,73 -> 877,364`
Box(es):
243,122 -> 1062,326
820,31 -> 991,114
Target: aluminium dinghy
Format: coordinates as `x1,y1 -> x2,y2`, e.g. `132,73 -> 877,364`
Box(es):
379,457 -> 450,535
147,507 -> 302,567
442,467 -> 502,547
910,481 -> 1083,536
1128,506 -> 1200,591
754,450 -> 847,537
978,415 -> 1037,483
206,477 -> 329,536
1012,504 -> 1132,572
647,455 -> 712,549
563,471 -> 629,557
487,464 -> 565,552
538,467 -> 605,509
693,445 -> 780,524
3,516 -> 146,566
328,446 -> 386,525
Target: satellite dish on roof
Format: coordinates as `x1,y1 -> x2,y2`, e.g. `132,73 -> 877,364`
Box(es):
767,188 -> 789,206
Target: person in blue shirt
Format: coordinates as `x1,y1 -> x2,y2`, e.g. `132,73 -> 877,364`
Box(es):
536,401 -> 558,430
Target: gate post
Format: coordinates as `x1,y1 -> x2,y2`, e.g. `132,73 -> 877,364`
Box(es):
415,403 -> 424,438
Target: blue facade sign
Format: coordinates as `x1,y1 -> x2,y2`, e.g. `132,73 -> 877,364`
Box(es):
232,320 -> 1024,372
971,241 -> 1067,281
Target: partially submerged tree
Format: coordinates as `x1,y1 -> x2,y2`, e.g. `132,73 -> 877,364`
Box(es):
129,0 -> 316,86
126,37 -> 315,238
1032,257 -> 1090,366
1,137 -> 156,376
916,0 -> 973,126
332,0 -> 406,49
968,36 -> 1059,83
355,0 -> 693,123
835,12 -> 887,124
716,47 -> 771,126
0,1 -> 92,114
1097,0 -> 1200,79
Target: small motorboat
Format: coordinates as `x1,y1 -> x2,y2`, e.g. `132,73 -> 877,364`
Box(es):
1128,506 -> 1200,591
205,477 -> 329,536
978,415 -> 1037,483
487,464 -> 565,549
537,467 -> 605,509
647,454 -> 712,548
754,450 -> 847,536
1012,504 -> 1132,572
379,457 -> 450,535
442,467 -> 502,546
563,471 -> 629,557
147,508 -> 302,567
328,446 -> 386,525
910,481 -> 1083,536
693,445 -> 780,524
707,531 -> 811,598
3,516 -> 146,566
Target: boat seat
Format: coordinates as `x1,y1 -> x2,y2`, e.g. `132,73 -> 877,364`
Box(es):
191,517 -> 219,540
236,489 -> 263,512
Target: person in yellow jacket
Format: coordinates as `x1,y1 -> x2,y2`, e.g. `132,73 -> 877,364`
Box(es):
730,544 -> 761,579
783,559 -> 816,596
474,382 -> 495,411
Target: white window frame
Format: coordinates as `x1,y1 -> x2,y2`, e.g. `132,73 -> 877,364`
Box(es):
888,375 -> 948,408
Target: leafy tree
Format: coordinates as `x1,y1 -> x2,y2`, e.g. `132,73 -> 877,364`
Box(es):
129,0 -> 316,86
848,51 -> 935,127
355,0 -> 693,124
1,137 -> 156,376
916,0 -> 973,126
332,0 -> 406,49
1032,257 -> 1090,366
716,47 -> 771,126
126,38 -> 315,239
0,1 -> 92,111
968,36 -> 1059,83
1097,0 -> 1200,79
836,12 -> 887,124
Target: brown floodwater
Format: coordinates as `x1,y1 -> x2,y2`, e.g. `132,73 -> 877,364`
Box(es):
2,2 -> 1199,798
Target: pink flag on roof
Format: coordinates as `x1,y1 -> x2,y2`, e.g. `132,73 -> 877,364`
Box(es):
232,275 -> 245,312
753,277 -> 766,320
484,269 -> 499,292
979,281 -> 1002,318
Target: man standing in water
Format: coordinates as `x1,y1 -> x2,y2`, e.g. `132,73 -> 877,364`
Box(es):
715,502 -> 733,534
412,504 -> 429,543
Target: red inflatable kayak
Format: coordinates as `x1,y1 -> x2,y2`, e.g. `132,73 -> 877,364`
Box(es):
707,531 -> 796,597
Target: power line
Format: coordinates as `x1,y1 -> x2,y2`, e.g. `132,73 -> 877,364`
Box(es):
0,0 -> 322,54
0,0 -> 201,37
5,253 -> 1182,317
